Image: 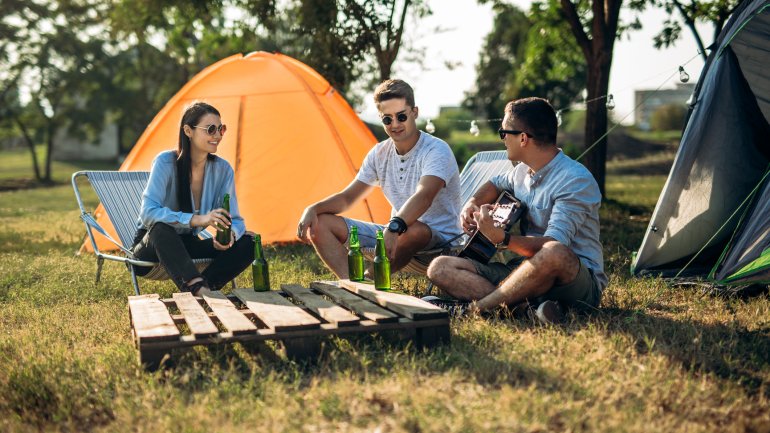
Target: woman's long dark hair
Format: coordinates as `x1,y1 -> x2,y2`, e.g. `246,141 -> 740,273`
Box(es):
176,102 -> 220,212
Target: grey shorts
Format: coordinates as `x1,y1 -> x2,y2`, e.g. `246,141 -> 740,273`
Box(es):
342,217 -> 448,249
469,255 -> 601,311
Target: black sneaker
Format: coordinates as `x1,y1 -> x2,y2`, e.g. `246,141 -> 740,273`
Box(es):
421,295 -> 471,316
531,300 -> 566,325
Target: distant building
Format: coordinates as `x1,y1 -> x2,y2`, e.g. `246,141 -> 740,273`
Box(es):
52,122 -> 119,161
634,82 -> 695,131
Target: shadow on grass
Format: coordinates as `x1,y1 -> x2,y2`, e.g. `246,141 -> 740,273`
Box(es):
0,233 -> 78,255
593,306 -> 770,398
157,327 -> 567,397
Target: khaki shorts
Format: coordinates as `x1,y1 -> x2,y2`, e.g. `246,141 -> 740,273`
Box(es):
469,255 -> 601,311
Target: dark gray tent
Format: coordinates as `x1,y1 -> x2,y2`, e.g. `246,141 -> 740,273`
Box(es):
632,0 -> 770,284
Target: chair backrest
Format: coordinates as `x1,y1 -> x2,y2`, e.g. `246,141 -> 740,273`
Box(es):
458,150 -> 514,204
85,171 -> 150,248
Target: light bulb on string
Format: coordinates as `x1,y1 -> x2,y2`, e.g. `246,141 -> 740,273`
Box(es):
581,88 -> 588,102
425,118 -> 436,134
678,66 -> 690,83
556,110 -> 563,127
469,120 -> 480,137
606,94 -> 615,110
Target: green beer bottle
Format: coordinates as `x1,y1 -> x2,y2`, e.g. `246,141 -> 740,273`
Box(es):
373,229 -> 391,291
252,234 -> 270,291
347,225 -> 365,282
216,193 -> 231,245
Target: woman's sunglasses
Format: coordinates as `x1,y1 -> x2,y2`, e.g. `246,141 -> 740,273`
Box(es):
381,112 -> 409,125
194,124 -> 227,136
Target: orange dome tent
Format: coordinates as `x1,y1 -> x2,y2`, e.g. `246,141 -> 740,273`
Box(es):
85,51 -> 390,252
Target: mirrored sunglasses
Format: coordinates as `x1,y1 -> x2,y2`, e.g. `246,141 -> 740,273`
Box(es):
381,112 -> 408,125
194,124 -> 227,136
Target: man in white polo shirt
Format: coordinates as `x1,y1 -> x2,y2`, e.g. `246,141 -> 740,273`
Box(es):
297,79 -> 462,278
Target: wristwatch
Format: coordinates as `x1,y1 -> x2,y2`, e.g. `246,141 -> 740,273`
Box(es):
495,231 -> 511,249
387,216 -> 408,234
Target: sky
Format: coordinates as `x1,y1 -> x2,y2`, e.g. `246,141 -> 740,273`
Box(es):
359,0 -> 710,126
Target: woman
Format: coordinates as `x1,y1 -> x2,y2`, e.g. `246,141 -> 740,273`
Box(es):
132,102 -> 253,296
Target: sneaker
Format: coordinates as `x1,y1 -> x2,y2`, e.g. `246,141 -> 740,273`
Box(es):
508,301 -> 534,320
420,295 -> 471,316
531,300 -> 565,325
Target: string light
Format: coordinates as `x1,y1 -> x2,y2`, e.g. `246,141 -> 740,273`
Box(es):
606,94 -> 615,110
414,54 -> 702,137
469,120 -> 480,136
425,119 -> 436,134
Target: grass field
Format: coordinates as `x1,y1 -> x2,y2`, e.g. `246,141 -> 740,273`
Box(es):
0,148 -> 768,432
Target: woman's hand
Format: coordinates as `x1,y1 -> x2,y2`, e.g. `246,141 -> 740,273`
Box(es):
191,208 -> 231,229
213,231 -> 234,251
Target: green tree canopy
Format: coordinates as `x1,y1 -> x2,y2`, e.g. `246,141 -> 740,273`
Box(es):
464,1 -> 586,123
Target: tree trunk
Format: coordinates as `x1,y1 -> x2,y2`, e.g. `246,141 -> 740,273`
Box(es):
582,54 -> 612,196
14,116 -> 43,181
44,123 -> 54,183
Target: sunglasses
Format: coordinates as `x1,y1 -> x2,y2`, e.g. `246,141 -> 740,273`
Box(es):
498,128 -> 532,140
194,124 -> 227,136
381,112 -> 409,125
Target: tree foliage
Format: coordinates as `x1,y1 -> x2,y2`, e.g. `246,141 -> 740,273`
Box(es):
463,2 -> 530,121
651,0 -> 742,61
2,0 -> 427,182
464,1 -> 585,122
1,0 -> 118,181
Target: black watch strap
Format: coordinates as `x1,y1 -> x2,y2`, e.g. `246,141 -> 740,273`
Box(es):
388,216 -> 408,234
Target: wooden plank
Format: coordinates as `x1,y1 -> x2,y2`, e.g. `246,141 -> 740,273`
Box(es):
172,292 -> 219,337
338,279 -> 448,320
128,294 -> 180,343
281,284 -> 360,327
310,282 -> 399,323
135,317 -> 451,351
202,291 -> 257,335
233,289 -> 321,331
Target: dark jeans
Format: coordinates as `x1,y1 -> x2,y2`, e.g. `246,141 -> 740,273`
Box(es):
132,223 -> 254,290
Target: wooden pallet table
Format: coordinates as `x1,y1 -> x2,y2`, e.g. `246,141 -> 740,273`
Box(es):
128,280 -> 449,369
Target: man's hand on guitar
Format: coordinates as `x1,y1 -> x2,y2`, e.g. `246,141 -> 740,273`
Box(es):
475,204 -> 505,244
460,202 -> 480,234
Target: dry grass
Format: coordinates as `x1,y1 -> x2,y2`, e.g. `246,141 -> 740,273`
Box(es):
0,151 -> 768,432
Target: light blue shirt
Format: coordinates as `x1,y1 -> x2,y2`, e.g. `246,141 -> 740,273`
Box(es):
136,150 -> 246,240
491,150 -> 607,291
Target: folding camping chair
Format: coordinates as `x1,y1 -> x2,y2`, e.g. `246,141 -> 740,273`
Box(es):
72,171 -> 233,296
362,150 -> 514,276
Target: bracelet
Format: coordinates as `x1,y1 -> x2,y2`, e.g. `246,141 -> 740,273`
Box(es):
495,231 -> 511,249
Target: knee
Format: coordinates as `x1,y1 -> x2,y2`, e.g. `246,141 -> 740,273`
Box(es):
427,256 -> 452,283
535,241 -> 576,271
309,214 -> 345,244
235,233 -> 255,260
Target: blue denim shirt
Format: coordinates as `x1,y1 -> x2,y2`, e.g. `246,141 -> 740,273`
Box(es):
491,150 -> 607,291
136,150 -> 246,240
